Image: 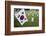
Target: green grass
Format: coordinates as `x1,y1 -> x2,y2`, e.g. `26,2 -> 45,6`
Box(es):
14,9 -> 39,27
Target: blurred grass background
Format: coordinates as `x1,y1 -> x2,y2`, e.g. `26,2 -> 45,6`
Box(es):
14,9 -> 39,27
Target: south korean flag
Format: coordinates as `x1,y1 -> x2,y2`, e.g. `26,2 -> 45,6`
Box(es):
15,9 -> 28,26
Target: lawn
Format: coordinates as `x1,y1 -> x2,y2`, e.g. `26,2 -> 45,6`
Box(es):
14,9 -> 39,27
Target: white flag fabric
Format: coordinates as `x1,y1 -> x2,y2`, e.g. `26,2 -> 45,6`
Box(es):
15,9 -> 28,25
